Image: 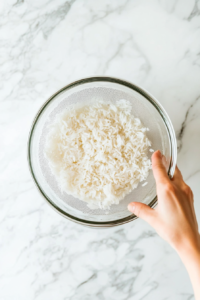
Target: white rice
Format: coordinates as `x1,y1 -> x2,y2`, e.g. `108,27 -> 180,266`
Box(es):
45,99 -> 152,209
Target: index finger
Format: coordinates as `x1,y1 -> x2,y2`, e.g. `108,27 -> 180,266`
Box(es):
152,151 -> 170,185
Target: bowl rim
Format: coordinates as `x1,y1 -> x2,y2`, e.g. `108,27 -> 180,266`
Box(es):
27,76 -> 177,227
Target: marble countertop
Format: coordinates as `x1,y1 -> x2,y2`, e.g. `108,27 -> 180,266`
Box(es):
1,0 -> 200,299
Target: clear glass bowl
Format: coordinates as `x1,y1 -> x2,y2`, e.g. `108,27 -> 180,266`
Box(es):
28,77 -> 177,227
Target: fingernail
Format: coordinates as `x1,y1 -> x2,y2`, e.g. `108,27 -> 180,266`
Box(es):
128,203 -> 135,212
151,150 -> 162,161
162,155 -> 168,171
157,150 -> 162,158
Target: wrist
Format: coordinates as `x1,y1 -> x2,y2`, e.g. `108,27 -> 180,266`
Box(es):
175,236 -> 200,269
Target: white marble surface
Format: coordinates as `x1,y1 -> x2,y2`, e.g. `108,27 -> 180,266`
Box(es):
1,0 -> 200,299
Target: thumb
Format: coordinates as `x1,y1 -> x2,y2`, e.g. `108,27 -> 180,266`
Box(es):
128,202 -> 155,226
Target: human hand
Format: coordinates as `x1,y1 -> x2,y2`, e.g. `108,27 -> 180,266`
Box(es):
128,150 -> 200,254
128,150 -> 200,299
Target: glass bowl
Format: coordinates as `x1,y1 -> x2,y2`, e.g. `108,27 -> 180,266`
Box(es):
28,77 -> 177,227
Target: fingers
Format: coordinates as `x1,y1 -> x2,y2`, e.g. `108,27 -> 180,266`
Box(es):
172,166 -> 183,182
152,150 -> 170,184
128,202 -> 155,226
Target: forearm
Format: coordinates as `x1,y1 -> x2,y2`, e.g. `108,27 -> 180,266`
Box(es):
177,239 -> 200,300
